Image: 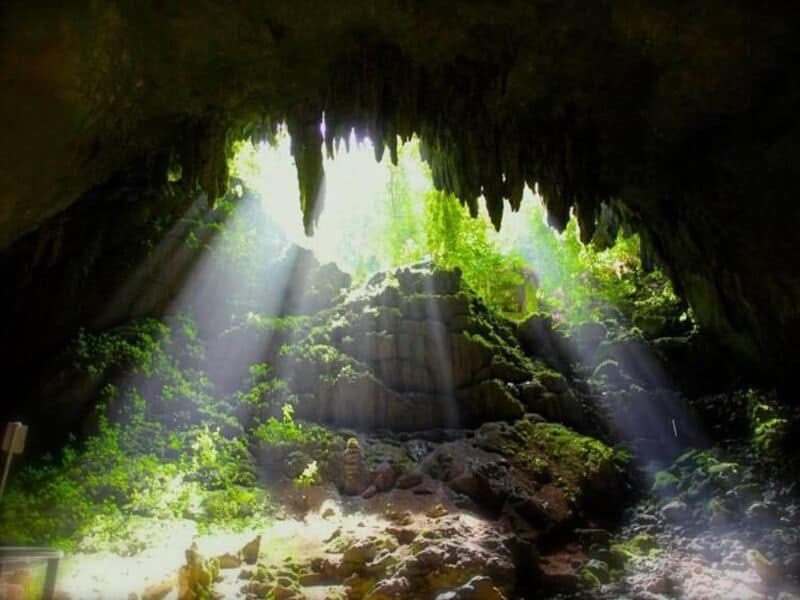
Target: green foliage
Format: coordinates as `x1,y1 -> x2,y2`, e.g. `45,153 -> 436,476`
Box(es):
379,160 -> 425,271
232,313 -> 312,335
252,404 -> 342,482
651,470 -> 681,497
73,318 -> 171,377
253,404 -> 317,447
71,316 -> 233,441
0,316 -> 269,550
0,413 -> 176,550
199,485 -> 266,524
184,425 -> 254,489
0,404 -> 264,550
293,460 -> 321,488
610,533 -> 661,562
422,190 -> 536,316
237,363 -> 296,415
743,389 -> 791,458
511,203 -> 685,325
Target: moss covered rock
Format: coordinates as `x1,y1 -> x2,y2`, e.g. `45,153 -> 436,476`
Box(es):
423,417 -> 628,534
278,263 -> 578,430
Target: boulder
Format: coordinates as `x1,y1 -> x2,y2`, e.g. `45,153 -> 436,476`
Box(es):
423,417 -> 627,532
239,535 -> 261,565
660,500 -> 691,523
395,470 -> 424,490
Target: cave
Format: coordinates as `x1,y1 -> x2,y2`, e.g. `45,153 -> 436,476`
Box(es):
1,2 -> 800,599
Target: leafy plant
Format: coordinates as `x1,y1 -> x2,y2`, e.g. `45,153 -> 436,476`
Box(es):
0,316 -> 268,549
744,389 -> 790,457
294,460 -> 320,488
253,404 -> 309,446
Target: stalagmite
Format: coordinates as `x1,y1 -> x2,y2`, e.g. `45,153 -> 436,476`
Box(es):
343,437 -> 365,496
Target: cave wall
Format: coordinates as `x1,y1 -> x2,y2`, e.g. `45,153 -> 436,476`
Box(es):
2,1 -> 800,378
0,166 -> 205,418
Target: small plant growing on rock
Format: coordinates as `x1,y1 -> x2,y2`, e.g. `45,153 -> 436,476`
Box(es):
294,460 -> 320,488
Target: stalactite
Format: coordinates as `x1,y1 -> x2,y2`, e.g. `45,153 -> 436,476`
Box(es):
483,142 -> 505,231
591,201 -> 622,250
388,132 -> 398,166
189,43 -> 612,247
199,127 -> 229,206
503,133 -> 524,213
640,234 -> 656,273
286,111 -> 325,235
177,120 -> 230,206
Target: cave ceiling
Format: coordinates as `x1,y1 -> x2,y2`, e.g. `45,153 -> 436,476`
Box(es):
1,1 -> 800,374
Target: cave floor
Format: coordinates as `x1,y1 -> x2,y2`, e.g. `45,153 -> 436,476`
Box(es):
3,267 -> 799,599
55,481 -> 501,599
49,452 -> 800,600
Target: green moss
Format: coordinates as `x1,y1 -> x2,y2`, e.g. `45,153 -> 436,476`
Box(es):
524,422 -> 616,496
482,419 -> 622,505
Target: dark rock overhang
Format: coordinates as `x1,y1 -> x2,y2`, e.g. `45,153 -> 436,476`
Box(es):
2,1 -> 799,376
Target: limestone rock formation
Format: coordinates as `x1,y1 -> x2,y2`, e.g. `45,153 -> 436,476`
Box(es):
343,437 -> 366,496
281,263 -> 578,430
178,543 -> 219,600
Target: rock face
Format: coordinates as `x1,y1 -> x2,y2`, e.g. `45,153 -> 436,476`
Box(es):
248,415 -> 627,599
274,246 -> 352,317
422,418 -> 627,531
283,263 -> 578,430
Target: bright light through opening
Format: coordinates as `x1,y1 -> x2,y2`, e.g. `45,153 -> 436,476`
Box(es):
230,126 -> 542,276
233,129 -> 428,266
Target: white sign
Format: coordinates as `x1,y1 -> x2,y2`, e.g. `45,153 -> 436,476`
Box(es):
2,422 -> 27,454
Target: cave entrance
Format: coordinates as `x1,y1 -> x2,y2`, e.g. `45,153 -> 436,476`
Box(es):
226,125 -> 671,327
179,125 -> 698,446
